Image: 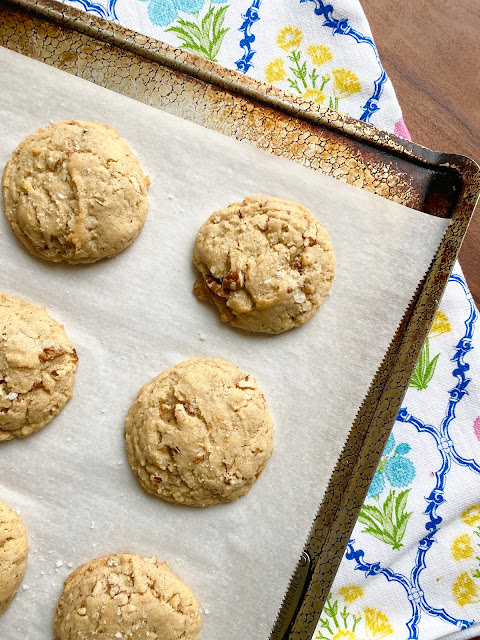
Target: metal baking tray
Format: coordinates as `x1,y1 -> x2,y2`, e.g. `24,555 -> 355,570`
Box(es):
1,1 -> 479,637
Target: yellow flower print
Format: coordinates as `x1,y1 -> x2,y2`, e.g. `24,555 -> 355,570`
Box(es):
265,58 -> 287,83
277,25 -> 303,52
338,585 -> 364,603
303,88 -> 326,104
429,309 -> 452,338
462,504 -> 480,526
453,572 -> 480,606
306,44 -> 333,66
364,608 -> 394,640
332,631 -> 360,640
333,68 -> 362,99
452,533 -> 475,561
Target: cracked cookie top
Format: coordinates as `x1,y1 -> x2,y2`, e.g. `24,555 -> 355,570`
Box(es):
2,120 -> 150,263
125,358 -> 273,508
193,195 -> 335,334
53,554 -> 201,640
0,499 -> 28,616
0,293 -> 77,441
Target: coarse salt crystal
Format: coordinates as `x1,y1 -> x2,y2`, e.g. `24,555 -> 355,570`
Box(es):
6,392 -> 18,400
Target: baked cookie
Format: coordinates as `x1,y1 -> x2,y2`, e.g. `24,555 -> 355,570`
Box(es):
2,120 -> 150,263
0,500 -> 28,616
193,195 -> 335,334
53,553 -> 201,640
0,293 -> 77,441
125,358 -> 273,507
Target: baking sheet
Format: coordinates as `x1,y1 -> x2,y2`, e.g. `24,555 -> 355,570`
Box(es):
0,45 -> 449,640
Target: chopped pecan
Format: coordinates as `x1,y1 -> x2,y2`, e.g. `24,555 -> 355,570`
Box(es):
39,346 -> 65,362
204,275 -> 229,298
293,260 -> 303,273
222,271 -> 244,291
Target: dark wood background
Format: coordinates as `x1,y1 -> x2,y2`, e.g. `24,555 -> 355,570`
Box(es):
362,0 -> 480,306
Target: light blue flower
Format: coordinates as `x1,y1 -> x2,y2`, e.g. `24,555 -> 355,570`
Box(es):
385,455 -> 415,488
395,443 -> 411,455
141,0 -> 226,28
383,434 -> 395,455
141,0 -> 202,26
367,471 -> 386,498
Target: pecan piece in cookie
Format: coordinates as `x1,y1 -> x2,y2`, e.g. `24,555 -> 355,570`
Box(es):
204,275 -> 229,298
222,271 -> 244,291
39,346 -> 66,362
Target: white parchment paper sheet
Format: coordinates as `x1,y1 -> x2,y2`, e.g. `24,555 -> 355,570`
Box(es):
0,46 -> 449,639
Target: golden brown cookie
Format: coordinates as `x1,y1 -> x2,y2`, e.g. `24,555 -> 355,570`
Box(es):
0,293 -> 77,441
193,195 -> 335,334
53,553 -> 201,640
125,358 -> 273,507
2,120 -> 150,263
0,500 -> 28,616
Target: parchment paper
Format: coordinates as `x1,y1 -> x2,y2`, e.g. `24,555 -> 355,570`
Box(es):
0,46 -> 449,640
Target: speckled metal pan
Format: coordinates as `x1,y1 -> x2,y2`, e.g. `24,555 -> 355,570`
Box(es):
1,1 -> 479,638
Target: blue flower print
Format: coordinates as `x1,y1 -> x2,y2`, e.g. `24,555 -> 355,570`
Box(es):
395,442 -> 411,455
383,434 -> 395,455
385,455 -> 416,488
141,0 -> 227,28
360,435 -> 416,548
367,471 -> 386,498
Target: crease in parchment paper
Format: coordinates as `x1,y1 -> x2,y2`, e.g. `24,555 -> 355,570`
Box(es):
0,46 -> 449,640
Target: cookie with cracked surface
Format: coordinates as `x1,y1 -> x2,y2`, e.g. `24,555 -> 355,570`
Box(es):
125,358 -> 273,507
53,553 -> 201,640
193,195 -> 335,334
0,293 -> 77,441
2,120 -> 150,263
0,500 -> 28,616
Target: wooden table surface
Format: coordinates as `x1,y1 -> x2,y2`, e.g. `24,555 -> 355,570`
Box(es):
362,0 -> 480,306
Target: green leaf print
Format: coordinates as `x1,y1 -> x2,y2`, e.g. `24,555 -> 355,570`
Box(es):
409,337 -> 440,390
165,4 -> 229,63
358,489 -> 413,550
315,594 -> 362,638
471,527 -> 480,579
